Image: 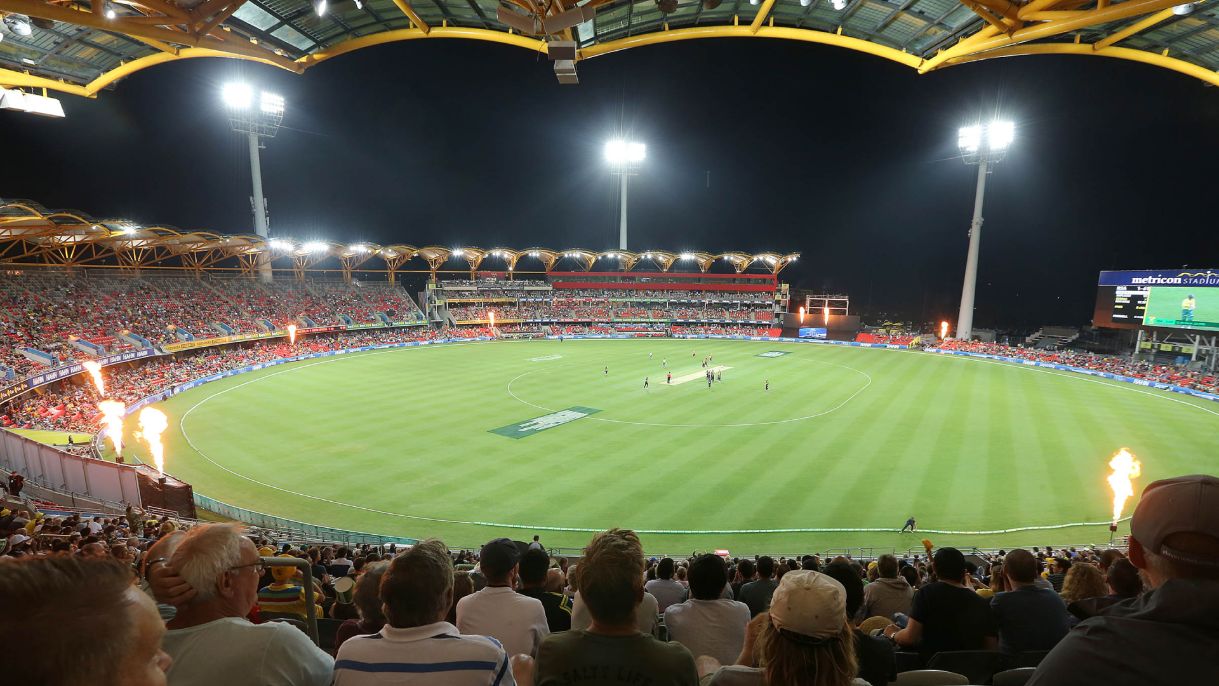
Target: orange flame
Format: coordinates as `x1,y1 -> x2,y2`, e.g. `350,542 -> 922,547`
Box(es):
823,306 -> 830,325
137,407 -> 169,474
489,311 -> 496,329
97,400 -> 125,457
940,321 -> 949,339
82,360 -> 106,396
1107,448 -> 1142,523
287,324 -> 297,345
798,306 -> 805,324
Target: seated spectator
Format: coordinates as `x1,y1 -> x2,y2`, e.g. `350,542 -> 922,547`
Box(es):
645,557 -> 687,612
701,570 -> 864,686
335,560 -> 389,651
732,559 -> 755,598
160,523 -> 333,686
738,556 -> 778,617
1,556 -> 173,686
1068,558 -> 1143,620
861,554 -> 913,621
518,547 -> 572,632
570,585 -> 661,636
448,570 -> 475,624
334,539 -> 514,685
822,560 -> 896,686
457,538 -> 549,658
1059,562 -> 1106,606
664,553 -> 751,666
535,529 -> 697,685
1045,557 -> 1070,592
882,547 -> 997,658
988,549 -> 1072,655
1029,475 -> 1219,686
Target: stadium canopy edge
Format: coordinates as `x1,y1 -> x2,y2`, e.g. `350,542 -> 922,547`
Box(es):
1,0 -> 1217,99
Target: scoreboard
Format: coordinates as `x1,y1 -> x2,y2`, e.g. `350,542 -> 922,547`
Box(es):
1095,269 -> 1219,331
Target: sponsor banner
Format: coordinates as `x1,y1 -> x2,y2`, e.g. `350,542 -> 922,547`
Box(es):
1099,269 -> 1219,288
299,325 -> 346,334
798,327 -> 828,339
27,347 -> 162,388
490,407 -> 601,439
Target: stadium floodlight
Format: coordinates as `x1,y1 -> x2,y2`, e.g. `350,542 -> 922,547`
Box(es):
104,7 -> 117,18
954,118 -> 1016,341
268,238 -> 293,251
680,253 -> 695,260
349,244 -> 370,254
301,241 -> 327,254
830,0 -> 847,9
314,0 -> 328,15
222,82 -> 286,283
452,248 -> 464,257
605,138 -> 646,251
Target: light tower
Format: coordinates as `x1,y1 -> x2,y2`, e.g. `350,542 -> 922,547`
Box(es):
222,82 -> 285,282
604,139 -> 645,251
954,120 -> 1014,340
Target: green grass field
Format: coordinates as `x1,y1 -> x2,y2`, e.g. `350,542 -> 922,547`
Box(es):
1144,286 -> 1219,331
120,339 -> 1219,555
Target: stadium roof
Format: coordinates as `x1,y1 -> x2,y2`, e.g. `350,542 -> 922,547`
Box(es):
0,0 -> 1216,98
0,198 -> 799,275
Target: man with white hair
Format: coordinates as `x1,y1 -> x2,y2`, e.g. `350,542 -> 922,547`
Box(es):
160,523 -> 333,686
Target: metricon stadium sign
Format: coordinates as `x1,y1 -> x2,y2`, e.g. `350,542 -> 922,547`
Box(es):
491,407 -> 601,439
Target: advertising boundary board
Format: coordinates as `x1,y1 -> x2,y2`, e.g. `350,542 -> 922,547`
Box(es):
111,334 -> 1216,545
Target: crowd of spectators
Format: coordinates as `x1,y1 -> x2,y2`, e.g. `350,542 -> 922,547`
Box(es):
0,272 -> 424,379
2,473 -> 1215,685
936,339 -> 1219,394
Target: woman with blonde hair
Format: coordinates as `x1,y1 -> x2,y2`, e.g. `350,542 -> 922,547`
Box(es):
700,570 -> 865,686
1060,563 -> 1106,604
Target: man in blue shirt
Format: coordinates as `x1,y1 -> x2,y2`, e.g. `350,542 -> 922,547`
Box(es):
990,549 -> 1072,655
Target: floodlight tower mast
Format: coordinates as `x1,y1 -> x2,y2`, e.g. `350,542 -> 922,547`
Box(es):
604,140 -> 646,251
954,120 -> 1014,340
223,83 -> 285,283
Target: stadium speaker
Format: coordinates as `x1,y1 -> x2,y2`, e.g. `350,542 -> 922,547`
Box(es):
554,59 -> 579,85
703,0 -> 722,8
548,40 -> 577,62
657,0 -> 678,12
541,5 -> 597,33
497,5 -> 541,34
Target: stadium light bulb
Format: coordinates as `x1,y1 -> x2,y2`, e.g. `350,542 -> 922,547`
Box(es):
301,241 -> 327,254
604,139 -> 646,166
350,244 -> 369,254
314,0 -> 327,15
453,248 -> 464,257
268,238 -> 293,251
830,0 -> 847,9
104,7 -> 117,18
958,124 -> 982,154
680,253 -> 694,259
222,82 -> 253,110
260,92 -> 285,115
986,120 -> 1015,152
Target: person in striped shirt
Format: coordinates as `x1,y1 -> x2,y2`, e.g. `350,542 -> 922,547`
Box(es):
334,539 -> 515,686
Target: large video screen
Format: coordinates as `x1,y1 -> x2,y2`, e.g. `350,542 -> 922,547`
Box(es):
1143,287 -> 1219,331
1095,270 -> 1219,330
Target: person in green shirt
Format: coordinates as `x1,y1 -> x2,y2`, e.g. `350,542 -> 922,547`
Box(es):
533,528 -> 698,686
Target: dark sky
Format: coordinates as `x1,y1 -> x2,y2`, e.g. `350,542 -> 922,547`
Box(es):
5,38 -> 1218,328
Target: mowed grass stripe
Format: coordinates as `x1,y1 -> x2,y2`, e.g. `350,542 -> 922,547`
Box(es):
131,340 -> 1219,551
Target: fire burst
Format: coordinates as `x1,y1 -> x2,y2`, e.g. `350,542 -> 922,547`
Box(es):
1107,448 -> 1142,523
489,310 -> 496,329
137,407 -> 169,474
82,360 -> 106,396
287,324 -> 297,344
97,400 -> 125,457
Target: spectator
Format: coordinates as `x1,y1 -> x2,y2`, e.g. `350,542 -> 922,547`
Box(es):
861,554 -> 913,622
822,560 -> 896,686
645,557 -> 687,612
1029,475 -> 1219,686
883,547 -> 997,658
160,523 -> 333,686
989,549 -> 1072,656
664,553 -> 751,666
701,570 -> 861,686
535,529 -> 697,686
457,538 -> 549,658
448,570 -> 475,625
1067,557 -> 1144,620
334,560 -> 389,650
329,546 -> 354,577
1,556 -> 173,686
738,556 -> 778,617
732,559 -> 755,598
334,539 -> 515,685
518,547 -> 572,632
1059,563 -> 1106,605
1045,558 -> 1070,592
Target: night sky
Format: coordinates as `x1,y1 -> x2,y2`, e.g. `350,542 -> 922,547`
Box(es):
5,39 -> 1218,328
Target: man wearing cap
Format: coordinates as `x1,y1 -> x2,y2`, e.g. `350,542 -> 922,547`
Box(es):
457,537 -> 549,659
1028,475 -> 1219,686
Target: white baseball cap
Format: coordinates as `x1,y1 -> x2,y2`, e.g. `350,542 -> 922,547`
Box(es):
768,570 -> 847,640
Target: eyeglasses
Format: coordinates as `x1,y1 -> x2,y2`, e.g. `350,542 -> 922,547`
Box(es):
229,560 -> 267,574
